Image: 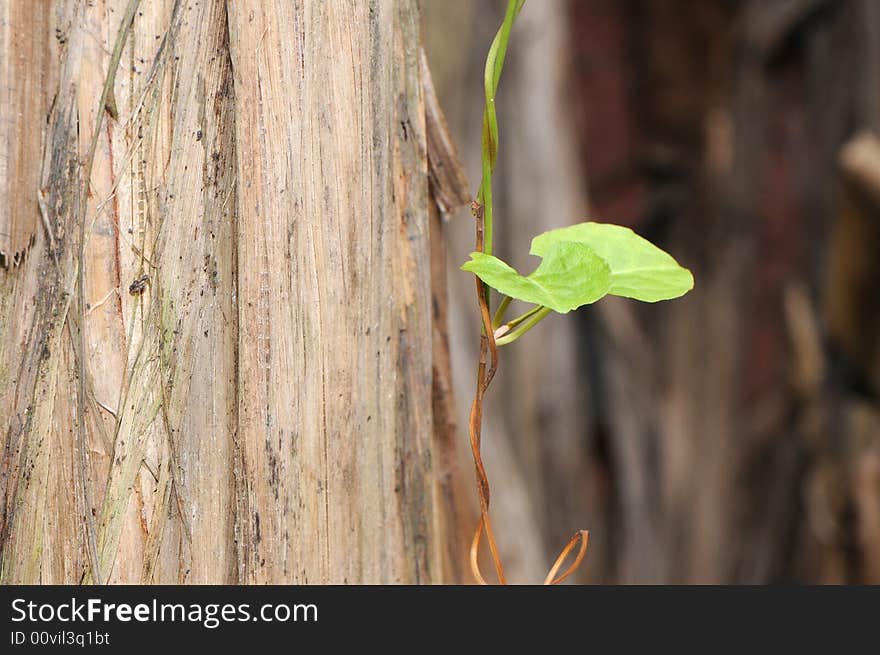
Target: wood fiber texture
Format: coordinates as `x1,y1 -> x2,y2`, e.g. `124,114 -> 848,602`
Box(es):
0,0 -> 449,584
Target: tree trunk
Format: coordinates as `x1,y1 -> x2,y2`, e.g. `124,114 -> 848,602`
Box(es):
1,0 -> 454,584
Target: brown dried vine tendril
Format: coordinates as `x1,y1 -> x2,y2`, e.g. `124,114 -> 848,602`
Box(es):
467,200 -> 589,586
468,200 -> 502,584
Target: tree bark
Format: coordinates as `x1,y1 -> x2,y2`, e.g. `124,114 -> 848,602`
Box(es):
1,0 -> 453,584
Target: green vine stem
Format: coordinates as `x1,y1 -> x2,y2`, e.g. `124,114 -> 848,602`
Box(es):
494,306 -> 551,346
491,295 -> 513,328
467,0 -> 591,586
477,0 -> 525,260
466,0 -> 525,586
463,0 -> 693,586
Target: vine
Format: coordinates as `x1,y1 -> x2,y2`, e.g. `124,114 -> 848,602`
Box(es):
464,0 -> 694,584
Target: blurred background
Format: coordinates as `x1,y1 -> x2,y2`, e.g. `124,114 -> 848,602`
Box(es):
423,0 -> 880,583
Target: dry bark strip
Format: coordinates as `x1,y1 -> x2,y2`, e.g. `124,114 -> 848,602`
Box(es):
422,47 -> 474,583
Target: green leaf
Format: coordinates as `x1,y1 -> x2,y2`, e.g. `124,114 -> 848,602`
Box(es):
461,242 -> 611,313
530,222 -> 694,302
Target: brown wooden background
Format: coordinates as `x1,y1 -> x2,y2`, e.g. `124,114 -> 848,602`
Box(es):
425,0 -> 880,584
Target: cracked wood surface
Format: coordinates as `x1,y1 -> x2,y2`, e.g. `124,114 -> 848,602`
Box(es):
1,0 -> 452,584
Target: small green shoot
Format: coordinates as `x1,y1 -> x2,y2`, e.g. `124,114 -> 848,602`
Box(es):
462,221 -> 694,344
462,0 -> 693,585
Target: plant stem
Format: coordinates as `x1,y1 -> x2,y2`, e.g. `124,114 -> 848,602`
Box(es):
467,0 -> 525,586
465,0 -> 592,585
494,306 -> 551,346
543,530 -> 590,585
492,296 -> 512,328
476,0 -> 525,258
493,303 -> 542,338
